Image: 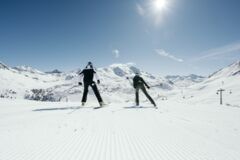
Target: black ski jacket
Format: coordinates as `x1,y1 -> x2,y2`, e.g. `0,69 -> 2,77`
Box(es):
79,68 -> 99,84
133,75 -> 149,89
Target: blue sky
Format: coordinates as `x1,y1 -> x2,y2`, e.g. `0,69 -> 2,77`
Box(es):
0,0 -> 240,76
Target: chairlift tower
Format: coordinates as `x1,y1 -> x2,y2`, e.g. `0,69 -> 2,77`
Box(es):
217,89 -> 225,105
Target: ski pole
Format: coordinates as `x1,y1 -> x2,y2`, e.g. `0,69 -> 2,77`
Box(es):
63,84 -> 79,93
149,84 -> 163,88
126,77 -> 133,86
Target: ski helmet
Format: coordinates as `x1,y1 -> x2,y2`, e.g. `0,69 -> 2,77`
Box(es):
86,62 -> 93,69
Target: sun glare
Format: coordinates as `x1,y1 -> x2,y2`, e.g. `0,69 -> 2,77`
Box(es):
139,0 -> 171,25
153,0 -> 167,11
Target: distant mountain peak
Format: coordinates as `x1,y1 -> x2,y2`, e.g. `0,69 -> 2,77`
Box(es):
0,62 -> 9,70
45,69 -> 62,74
209,60 -> 240,78
104,63 -> 141,77
165,74 -> 205,88
166,74 -> 205,80
14,65 -> 44,74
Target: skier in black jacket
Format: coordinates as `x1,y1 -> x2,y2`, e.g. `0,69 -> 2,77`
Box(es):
133,73 -> 157,108
78,62 -> 104,107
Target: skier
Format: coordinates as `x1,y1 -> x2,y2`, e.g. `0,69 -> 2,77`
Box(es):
133,73 -> 157,108
78,62 -> 104,107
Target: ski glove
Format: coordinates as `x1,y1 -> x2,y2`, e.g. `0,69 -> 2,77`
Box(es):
78,82 -> 82,86
97,80 -> 100,84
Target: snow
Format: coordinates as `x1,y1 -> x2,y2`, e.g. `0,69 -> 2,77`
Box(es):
183,60 -> 240,105
0,97 -> 240,160
0,63 -> 173,101
0,62 -> 10,70
209,60 -> 240,78
165,74 -> 206,88
14,66 -> 45,75
0,60 -> 240,159
0,66 -> 66,99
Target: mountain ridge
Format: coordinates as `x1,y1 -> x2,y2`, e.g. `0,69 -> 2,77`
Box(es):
0,60 -> 239,102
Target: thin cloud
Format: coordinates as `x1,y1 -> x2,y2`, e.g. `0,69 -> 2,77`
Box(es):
136,3 -> 145,16
112,49 -> 120,58
194,41 -> 240,61
156,49 -> 183,62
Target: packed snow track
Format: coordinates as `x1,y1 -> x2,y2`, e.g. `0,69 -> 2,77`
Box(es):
0,99 -> 240,160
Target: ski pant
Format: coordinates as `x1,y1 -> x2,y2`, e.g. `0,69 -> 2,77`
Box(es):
82,82 -> 103,103
135,84 -> 156,105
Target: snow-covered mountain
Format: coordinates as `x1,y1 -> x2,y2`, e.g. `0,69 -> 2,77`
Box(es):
1,61 -> 240,160
27,63 -> 175,103
0,62 -> 66,99
13,65 -> 45,75
0,62 -> 174,102
45,69 -> 62,74
208,60 -> 240,78
1,60 -> 239,104
182,60 -> 240,105
0,62 -> 10,70
200,60 -> 240,87
165,74 -> 205,88
1,61 -> 239,159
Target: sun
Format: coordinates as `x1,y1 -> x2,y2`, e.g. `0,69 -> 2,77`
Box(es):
153,0 -> 167,11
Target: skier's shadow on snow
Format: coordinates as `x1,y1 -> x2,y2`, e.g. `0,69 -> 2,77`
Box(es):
32,106 -> 92,112
124,106 -> 155,109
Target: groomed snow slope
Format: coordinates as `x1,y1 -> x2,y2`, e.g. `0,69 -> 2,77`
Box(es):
0,99 -> 240,160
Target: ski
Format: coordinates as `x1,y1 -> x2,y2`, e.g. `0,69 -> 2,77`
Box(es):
93,102 -> 109,109
93,106 -> 104,110
94,105 -> 108,110
67,106 -> 82,114
124,105 -> 158,109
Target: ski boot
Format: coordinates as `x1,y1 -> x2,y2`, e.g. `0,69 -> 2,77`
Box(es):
99,102 -> 105,107
153,103 -> 158,109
